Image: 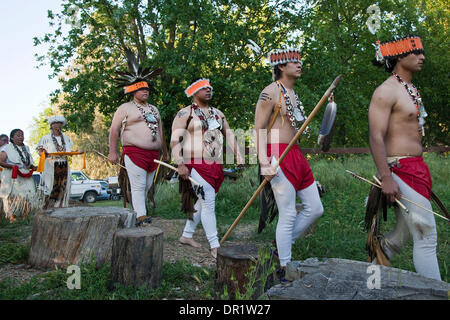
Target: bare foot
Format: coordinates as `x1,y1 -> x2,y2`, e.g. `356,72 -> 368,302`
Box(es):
179,236 -> 202,248
210,247 -> 218,259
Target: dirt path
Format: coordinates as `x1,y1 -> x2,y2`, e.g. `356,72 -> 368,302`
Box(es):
0,216 -> 261,284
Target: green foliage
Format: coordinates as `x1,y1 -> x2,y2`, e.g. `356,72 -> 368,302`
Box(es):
35,0 -> 299,135
34,0 -> 449,147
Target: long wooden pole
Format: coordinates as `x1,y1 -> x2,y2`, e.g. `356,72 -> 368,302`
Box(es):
220,75 -> 342,244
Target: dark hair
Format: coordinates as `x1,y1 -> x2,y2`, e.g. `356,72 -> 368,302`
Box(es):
0,134 -> 8,141
10,129 -> 23,141
273,63 -> 286,81
372,34 -> 424,73
372,56 -> 398,73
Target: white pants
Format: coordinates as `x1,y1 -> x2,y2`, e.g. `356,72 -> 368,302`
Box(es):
182,168 -> 220,249
124,155 -> 156,219
270,166 -> 324,267
380,173 -> 441,280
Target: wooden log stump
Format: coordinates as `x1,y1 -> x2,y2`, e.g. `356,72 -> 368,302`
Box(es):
110,227 -> 164,289
28,207 -> 136,269
214,244 -> 274,299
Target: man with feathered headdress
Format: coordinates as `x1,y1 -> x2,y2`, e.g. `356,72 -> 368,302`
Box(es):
254,48 -> 324,282
170,78 -> 244,259
36,115 -> 75,209
108,48 -> 165,227
368,35 -> 442,280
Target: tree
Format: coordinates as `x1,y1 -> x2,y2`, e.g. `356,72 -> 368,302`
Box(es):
35,0 -> 449,148
291,0 -> 449,147
34,0 -> 300,135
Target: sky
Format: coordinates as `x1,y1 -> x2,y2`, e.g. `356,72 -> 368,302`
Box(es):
0,0 -> 63,142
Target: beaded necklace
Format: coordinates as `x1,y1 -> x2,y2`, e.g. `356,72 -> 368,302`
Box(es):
392,72 -> 427,135
12,143 -> 31,168
133,100 -> 160,141
277,81 -> 306,131
191,103 -> 222,131
51,132 -> 66,152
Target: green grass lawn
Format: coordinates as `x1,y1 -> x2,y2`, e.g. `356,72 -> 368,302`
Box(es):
1,152 -> 448,299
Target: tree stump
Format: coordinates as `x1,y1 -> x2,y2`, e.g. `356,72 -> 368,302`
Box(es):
110,227 -> 164,289
214,244 -> 274,299
28,207 -> 136,269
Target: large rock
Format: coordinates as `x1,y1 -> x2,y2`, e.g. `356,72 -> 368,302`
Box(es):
265,258 -> 449,300
28,207 -> 136,269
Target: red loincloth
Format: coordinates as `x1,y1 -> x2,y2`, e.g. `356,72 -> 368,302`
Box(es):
185,159 -> 224,194
390,156 -> 432,200
122,146 -> 159,172
267,143 -> 315,191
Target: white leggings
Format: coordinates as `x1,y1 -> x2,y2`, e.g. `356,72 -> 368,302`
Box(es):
270,166 -> 324,267
124,155 -> 156,219
380,173 -> 441,280
182,168 -> 220,249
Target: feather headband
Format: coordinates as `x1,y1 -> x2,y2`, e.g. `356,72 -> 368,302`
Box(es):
185,79 -> 213,97
374,36 -> 424,64
114,47 -> 163,99
267,48 -> 302,66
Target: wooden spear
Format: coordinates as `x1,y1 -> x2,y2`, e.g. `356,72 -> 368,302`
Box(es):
220,74 -> 343,244
346,170 -> 449,222
153,159 -> 202,186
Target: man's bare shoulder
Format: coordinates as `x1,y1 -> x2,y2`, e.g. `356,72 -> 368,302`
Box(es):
371,77 -> 398,106
257,82 -> 279,104
175,105 -> 192,119
116,101 -> 133,111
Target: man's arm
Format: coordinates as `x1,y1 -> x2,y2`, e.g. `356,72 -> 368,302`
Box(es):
368,86 -> 401,202
170,108 -> 190,179
108,107 -> 125,164
0,151 -> 12,169
254,87 -> 277,179
218,112 -> 244,166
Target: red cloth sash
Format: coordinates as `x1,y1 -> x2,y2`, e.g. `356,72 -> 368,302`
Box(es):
122,146 -> 159,172
184,159 -> 224,194
12,165 -> 34,179
267,143 -> 315,191
390,157 -> 432,200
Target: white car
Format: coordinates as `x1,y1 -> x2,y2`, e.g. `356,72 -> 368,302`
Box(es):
32,170 -> 102,204
70,170 -> 102,203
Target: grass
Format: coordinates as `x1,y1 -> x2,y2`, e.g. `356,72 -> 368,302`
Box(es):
0,152 -> 448,299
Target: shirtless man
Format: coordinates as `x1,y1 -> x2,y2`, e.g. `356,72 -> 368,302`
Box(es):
109,83 -> 164,226
368,36 -> 440,280
254,49 -> 324,281
171,79 -> 243,258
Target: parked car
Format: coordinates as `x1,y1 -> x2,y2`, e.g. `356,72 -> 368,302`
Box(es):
107,176 -> 122,201
70,170 -> 102,203
97,180 -> 110,201
32,170 -> 102,203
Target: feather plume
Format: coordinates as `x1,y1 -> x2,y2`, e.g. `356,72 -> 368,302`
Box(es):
113,47 -> 163,99
257,164 -> 278,233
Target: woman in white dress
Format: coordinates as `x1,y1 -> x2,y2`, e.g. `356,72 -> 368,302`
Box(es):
36,115 -> 74,209
0,129 -> 39,221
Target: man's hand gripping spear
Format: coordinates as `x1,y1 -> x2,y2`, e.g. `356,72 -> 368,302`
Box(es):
220,75 -> 343,244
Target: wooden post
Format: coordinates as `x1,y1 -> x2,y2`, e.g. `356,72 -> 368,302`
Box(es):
214,244 -> 274,299
110,227 -> 164,289
28,207 -> 135,269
